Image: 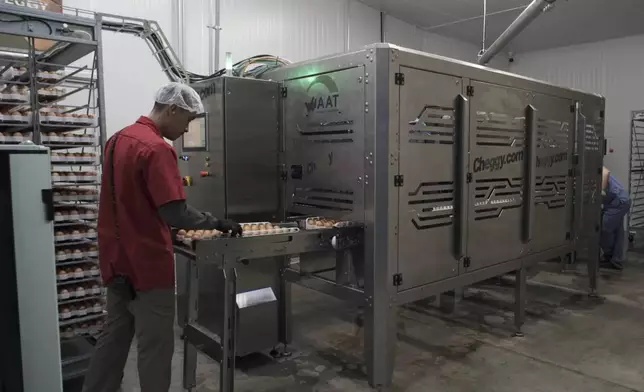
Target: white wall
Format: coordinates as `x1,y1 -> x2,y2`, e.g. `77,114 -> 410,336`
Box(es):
183,0 -> 503,72
510,34 -> 644,186
65,0 -> 173,137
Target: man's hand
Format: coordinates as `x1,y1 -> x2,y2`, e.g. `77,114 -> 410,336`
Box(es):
216,219 -> 243,237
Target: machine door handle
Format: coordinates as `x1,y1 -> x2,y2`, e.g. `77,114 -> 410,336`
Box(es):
523,105 -> 537,243
454,94 -> 469,259
41,188 -> 54,222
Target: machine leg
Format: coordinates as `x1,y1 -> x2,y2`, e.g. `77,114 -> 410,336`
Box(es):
278,265 -> 292,346
588,249 -> 600,298
182,260 -> 198,390
364,300 -> 397,387
513,267 -> 527,337
219,265 -> 238,392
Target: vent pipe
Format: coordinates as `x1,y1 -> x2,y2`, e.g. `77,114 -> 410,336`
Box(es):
478,0 -> 556,65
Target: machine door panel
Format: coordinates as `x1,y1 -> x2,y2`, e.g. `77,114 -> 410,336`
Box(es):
283,67 -> 365,222
397,68 -> 463,290
467,82 -> 528,270
532,94 -> 575,253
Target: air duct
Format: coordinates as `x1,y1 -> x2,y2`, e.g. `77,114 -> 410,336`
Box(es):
477,0 -> 556,65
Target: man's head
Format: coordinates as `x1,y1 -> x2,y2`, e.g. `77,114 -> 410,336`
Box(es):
149,82 -> 204,141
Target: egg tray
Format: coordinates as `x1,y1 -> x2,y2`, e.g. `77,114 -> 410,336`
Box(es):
302,217 -> 361,230
175,222 -> 300,245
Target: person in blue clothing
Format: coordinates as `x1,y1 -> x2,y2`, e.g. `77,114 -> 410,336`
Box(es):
601,167 -> 631,270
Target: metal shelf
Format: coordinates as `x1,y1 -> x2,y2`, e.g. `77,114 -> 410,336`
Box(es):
59,312 -> 106,327
630,110 -> 644,236
58,294 -> 103,306
56,258 -> 98,268
56,276 -> 101,287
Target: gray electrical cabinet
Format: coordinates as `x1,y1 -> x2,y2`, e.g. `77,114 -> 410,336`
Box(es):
0,144 -> 63,392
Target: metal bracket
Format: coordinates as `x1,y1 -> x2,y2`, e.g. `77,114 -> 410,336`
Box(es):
280,87 -> 287,98
393,273 -> 403,286
466,85 -> 474,96
463,257 -> 471,268
466,173 -> 472,183
394,72 -> 405,85
394,175 -> 404,187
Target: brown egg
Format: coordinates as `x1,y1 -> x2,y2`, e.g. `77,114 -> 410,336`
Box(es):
325,221 -> 334,228
250,224 -> 258,231
178,229 -> 187,236
192,234 -> 202,241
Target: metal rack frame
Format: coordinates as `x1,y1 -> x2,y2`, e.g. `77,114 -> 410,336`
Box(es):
629,110 -> 644,242
0,2 -> 106,381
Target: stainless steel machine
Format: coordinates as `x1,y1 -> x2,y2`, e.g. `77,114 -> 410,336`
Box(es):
174,44 -> 605,392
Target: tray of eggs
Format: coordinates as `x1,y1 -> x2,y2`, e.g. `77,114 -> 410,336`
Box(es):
51,170 -> 98,183
0,131 -> 31,144
241,222 -> 299,237
60,320 -> 105,339
51,152 -> 97,163
37,86 -> 65,98
0,85 -> 29,102
58,284 -> 102,302
54,189 -> 99,202
43,132 -> 96,145
55,245 -> 99,261
59,300 -> 104,320
0,110 -> 32,123
54,208 -> 98,222
304,217 -> 359,230
55,228 -> 97,242
36,70 -> 64,82
0,67 -> 27,81
56,264 -> 101,282
40,111 -> 98,127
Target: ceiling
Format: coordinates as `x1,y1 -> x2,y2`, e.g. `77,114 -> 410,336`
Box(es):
359,0 -> 644,53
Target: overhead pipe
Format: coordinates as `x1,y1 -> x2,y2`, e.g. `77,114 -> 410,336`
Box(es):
477,0 -> 556,65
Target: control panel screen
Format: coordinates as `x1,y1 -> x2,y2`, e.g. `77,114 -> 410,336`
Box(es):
183,115 -> 207,150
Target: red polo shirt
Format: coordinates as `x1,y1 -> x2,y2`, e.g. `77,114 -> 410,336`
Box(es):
98,116 -> 186,291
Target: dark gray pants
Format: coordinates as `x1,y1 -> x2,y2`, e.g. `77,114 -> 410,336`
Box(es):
82,281 -> 175,392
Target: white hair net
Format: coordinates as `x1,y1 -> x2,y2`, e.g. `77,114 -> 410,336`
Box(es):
154,82 -> 204,114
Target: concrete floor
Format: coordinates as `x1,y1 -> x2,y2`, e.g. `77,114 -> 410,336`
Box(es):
75,251 -> 644,392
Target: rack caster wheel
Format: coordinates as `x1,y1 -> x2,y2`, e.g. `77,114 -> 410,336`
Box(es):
629,233 -> 635,243
513,331 -> 525,338
270,346 -> 293,359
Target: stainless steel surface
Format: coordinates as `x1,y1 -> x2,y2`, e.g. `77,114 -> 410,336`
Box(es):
281,66 -> 365,222
176,76 -> 280,222
396,68 -> 462,289
478,0 -> 556,65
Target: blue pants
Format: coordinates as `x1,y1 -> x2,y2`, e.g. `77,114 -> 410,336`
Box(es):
601,200 -> 631,263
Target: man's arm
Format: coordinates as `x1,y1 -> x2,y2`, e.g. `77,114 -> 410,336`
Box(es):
158,200 -> 219,229
143,145 -> 243,235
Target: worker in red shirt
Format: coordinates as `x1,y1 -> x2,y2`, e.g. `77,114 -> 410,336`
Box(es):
83,82 -> 242,392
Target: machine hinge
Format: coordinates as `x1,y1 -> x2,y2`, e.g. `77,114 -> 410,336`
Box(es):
466,172 -> 472,183
394,72 -> 405,85
565,232 -> 571,240
568,168 -> 574,177
600,110 -> 605,118
597,167 -> 602,175
393,273 -> 403,286
595,225 -> 600,232
572,154 -> 579,166
570,104 -> 575,113
463,257 -> 471,268
466,85 -> 474,96
280,87 -> 287,98
280,170 -> 287,181
394,174 -> 404,187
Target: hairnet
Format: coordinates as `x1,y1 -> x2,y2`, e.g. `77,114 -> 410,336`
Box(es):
154,82 -> 204,114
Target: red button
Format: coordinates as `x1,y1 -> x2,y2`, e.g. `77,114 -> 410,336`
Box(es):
200,171 -> 210,177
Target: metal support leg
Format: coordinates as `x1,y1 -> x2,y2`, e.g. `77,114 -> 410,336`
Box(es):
588,248 -> 600,297
278,259 -> 292,345
364,300 -> 397,387
513,267 -> 526,337
182,260 -> 198,390
220,262 -> 238,392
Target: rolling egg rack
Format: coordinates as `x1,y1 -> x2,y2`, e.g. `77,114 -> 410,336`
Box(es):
0,3 -> 107,382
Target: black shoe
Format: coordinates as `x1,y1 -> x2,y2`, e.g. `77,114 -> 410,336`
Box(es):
600,261 -> 624,271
